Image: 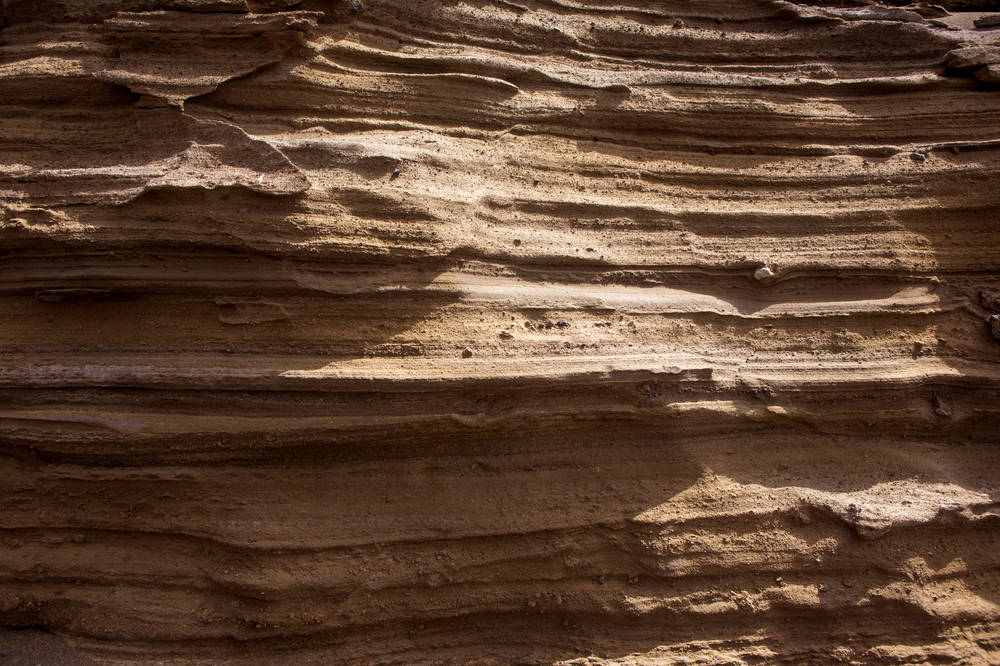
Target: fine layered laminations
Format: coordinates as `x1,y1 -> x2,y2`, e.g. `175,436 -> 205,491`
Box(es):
2,0 -> 1000,663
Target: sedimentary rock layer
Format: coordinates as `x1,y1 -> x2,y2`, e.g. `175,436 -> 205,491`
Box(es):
2,0 -> 1000,663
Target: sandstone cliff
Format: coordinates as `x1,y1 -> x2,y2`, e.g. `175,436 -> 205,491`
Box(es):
2,0 -> 1000,663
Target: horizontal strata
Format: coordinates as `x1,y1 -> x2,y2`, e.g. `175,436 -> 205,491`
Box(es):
2,0 -> 1000,664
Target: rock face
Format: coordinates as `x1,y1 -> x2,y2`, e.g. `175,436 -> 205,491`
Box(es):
2,1 -> 1000,663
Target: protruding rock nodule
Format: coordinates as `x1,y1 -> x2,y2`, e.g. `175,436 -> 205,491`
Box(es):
754,266 -> 774,283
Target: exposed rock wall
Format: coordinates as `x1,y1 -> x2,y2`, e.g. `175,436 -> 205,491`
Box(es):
2,0 -> 1000,663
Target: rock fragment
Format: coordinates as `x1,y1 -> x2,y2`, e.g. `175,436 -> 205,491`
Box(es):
754,266 -> 774,282
974,14 -> 1000,29
906,3 -> 949,19
822,6 -> 922,22
945,46 -> 1000,72
980,290 -> 1000,312
974,64 -> 1000,85
932,396 -> 952,418
944,46 -> 1000,87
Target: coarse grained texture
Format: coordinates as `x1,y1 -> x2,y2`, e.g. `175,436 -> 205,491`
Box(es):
2,0 -> 1000,663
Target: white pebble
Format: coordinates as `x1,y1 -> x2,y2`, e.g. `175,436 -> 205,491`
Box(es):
754,266 -> 774,282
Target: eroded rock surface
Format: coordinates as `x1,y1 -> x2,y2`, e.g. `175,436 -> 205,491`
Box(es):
2,0 -> 1000,663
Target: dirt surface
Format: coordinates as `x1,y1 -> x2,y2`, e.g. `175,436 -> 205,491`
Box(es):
0,628 -> 97,666
2,0 -> 1000,664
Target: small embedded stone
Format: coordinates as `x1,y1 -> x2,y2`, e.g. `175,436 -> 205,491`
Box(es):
911,152 -> 926,162
754,266 -> 774,282
980,289 -> 1000,312
932,396 -> 952,418
461,347 -> 473,358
